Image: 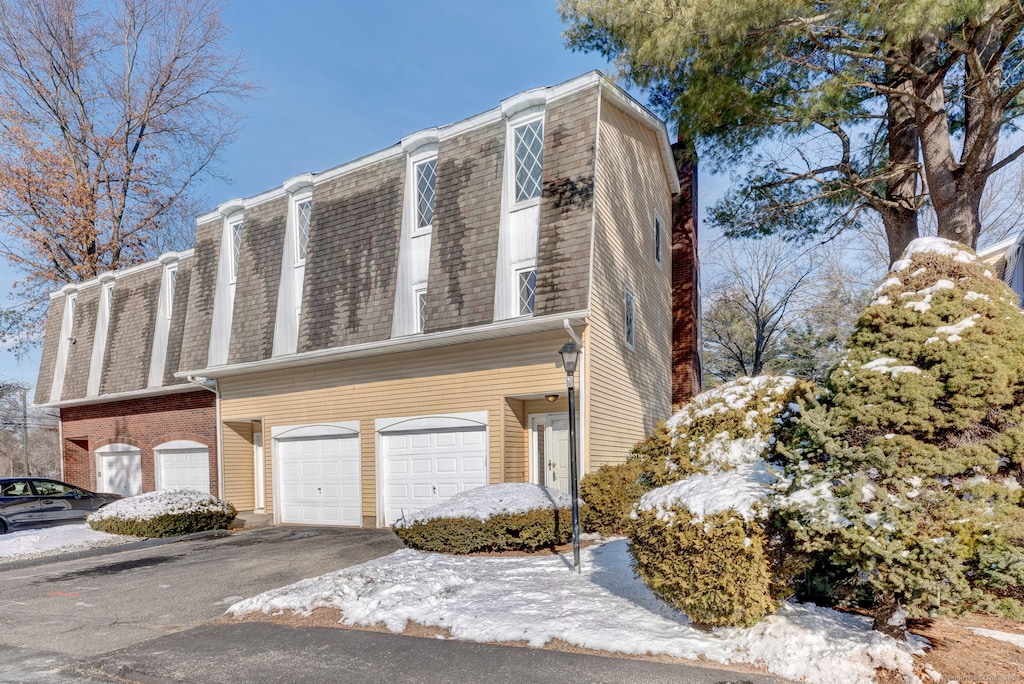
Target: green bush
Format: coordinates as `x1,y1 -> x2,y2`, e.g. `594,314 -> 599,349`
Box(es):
393,507 -> 573,554
86,488 -> 236,538
580,458 -> 650,535
630,504 -> 777,628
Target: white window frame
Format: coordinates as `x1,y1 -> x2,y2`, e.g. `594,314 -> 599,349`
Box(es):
515,264 -> 537,316
294,195 -> 312,265
654,213 -> 664,266
165,264 -> 178,319
624,286 -> 636,350
50,289 -> 77,402
229,218 -> 243,283
414,285 -> 427,333
510,116 -> 545,211
412,156 -> 437,236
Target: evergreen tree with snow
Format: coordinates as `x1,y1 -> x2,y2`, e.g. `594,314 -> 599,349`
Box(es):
780,238 -> 1024,638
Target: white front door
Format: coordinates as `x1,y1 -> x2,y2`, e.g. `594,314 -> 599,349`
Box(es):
531,414 -> 572,494
97,446 -> 142,497
381,426 -> 487,526
278,434 -> 361,526
156,448 -> 210,493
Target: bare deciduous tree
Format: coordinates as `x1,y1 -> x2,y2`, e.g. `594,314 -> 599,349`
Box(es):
0,0 -> 251,352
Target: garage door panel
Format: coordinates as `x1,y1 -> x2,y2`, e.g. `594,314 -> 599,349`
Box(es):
278,434 -> 361,526
157,448 -> 210,493
382,425 -> 487,525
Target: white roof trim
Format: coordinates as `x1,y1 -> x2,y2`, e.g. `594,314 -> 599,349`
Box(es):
401,128 -> 440,154
35,382 -> 204,410
45,249 -> 195,299
178,311 -> 589,379
282,173 -> 314,195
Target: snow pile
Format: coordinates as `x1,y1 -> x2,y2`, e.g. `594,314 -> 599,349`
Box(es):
860,357 -> 922,377
88,488 -> 234,523
636,460 -> 778,522
889,237 -> 977,272
228,538 -> 923,684
394,483 -> 570,528
667,375 -> 798,433
0,524 -> 134,559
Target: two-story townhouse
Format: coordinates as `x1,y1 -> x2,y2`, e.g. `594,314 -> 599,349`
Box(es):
36,72 -> 700,527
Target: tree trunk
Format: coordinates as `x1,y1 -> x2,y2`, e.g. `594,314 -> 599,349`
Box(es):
880,77 -> 920,265
872,591 -> 907,640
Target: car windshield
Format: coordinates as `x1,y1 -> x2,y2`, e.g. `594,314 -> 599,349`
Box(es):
1,481 -> 32,496
32,480 -> 77,496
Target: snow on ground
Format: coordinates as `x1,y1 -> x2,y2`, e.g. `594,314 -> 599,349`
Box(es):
395,482 -> 569,528
88,488 -> 234,523
228,538 -> 923,684
967,627 -> 1024,650
0,524 -> 135,560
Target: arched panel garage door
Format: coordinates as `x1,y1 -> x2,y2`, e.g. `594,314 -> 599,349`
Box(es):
379,413 -> 488,526
275,423 -> 361,527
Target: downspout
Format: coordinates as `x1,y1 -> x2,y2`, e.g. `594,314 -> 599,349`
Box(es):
57,409 -> 65,481
187,375 -> 223,499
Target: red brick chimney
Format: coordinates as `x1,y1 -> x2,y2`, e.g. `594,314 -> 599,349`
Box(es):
671,136 -> 701,406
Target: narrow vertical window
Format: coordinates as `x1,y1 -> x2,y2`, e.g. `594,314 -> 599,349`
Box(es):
296,199 -> 312,262
624,288 -> 636,349
654,214 -> 663,265
415,158 -> 437,230
166,266 -> 177,319
415,286 -> 427,333
513,119 -> 544,203
517,267 -> 536,315
229,220 -> 243,282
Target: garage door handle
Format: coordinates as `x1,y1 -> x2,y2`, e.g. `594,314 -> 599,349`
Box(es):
432,486 -> 436,494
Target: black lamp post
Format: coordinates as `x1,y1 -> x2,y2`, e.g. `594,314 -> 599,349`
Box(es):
558,341 -> 581,573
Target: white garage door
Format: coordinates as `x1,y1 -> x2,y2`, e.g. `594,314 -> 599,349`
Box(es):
382,426 -> 487,526
157,448 -> 210,493
95,444 -> 142,497
278,434 -> 361,526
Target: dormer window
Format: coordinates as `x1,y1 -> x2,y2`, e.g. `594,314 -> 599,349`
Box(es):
415,158 -> 437,231
229,219 -> 243,282
517,267 -> 536,315
513,119 -> 544,204
295,198 -> 312,263
166,265 -> 177,319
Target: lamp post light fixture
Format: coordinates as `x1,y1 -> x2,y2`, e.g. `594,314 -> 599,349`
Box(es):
558,341 -> 581,573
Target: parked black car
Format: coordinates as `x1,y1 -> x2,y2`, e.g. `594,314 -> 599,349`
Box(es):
0,477 -> 122,533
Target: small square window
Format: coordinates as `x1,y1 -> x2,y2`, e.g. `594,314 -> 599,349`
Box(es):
296,200 -> 312,261
624,288 -> 636,349
415,159 -> 437,230
654,215 -> 663,264
518,268 -> 537,316
230,220 -> 243,281
415,287 -> 427,333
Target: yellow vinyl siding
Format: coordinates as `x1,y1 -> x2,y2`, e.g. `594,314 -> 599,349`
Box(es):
219,330 -> 572,524
587,96 -> 674,469
222,421 -> 255,510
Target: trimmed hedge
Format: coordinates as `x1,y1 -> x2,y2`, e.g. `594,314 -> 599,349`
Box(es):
580,458 -> 649,535
393,507 -> 573,554
88,507 -> 237,537
630,505 -> 777,628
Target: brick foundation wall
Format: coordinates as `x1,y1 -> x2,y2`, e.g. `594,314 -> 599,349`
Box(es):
60,390 -> 218,494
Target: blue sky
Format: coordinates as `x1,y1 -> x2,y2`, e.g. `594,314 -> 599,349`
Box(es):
5,0 -> 722,392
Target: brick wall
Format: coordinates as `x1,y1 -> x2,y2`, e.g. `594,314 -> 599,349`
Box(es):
671,139 -> 701,406
60,390 -> 218,494
229,196 -> 287,364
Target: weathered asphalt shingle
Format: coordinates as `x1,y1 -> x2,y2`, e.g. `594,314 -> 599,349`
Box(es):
100,267 -> 160,395
229,196 -> 286,364
34,297 -> 64,403
162,259 -> 193,386
178,219 -> 220,372
60,286 -> 99,400
424,120 -> 504,333
535,85 -> 598,315
299,157 -> 403,352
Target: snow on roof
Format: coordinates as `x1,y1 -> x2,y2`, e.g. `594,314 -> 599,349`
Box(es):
636,460 -> 778,522
87,488 -> 234,523
226,538 -> 923,684
393,483 -> 570,528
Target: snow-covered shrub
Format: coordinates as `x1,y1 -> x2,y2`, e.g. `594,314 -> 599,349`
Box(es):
778,238 -> 1024,635
627,376 -> 815,626
392,483 -> 573,554
87,488 -> 236,537
580,457 -> 649,535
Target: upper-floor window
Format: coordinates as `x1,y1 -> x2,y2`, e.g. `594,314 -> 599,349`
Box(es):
296,198 -> 312,262
624,287 -> 636,349
654,214 -> 664,265
166,265 -> 177,319
415,158 -> 437,231
517,267 -> 536,315
415,286 -> 427,333
513,119 -> 544,204
229,219 -> 243,282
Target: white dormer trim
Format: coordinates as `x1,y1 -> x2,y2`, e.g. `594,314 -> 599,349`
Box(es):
401,128 -> 440,155
218,198 -> 245,218
50,287 -> 78,402
208,210 -> 242,367
87,278 -> 116,397
500,89 -> 547,119
147,259 -> 179,388
282,173 -> 314,195
272,186 -> 312,357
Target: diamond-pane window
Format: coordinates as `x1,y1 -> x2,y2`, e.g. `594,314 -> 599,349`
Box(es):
624,289 -> 636,348
416,288 -> 427,332
297,200 -> 312,261
416,159 -> 437,229
514,120 -> 544,203
518,268 -> 537,315
230,221 -> 243,281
